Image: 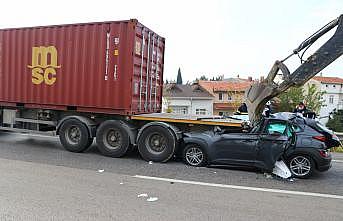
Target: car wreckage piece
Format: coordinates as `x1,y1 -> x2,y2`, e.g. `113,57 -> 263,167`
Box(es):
272,160 -> 292,179
245,14 -> 343,123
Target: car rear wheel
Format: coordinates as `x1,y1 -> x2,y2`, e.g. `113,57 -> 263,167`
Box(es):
183,144 -> 207,167
288,155 -> 314,178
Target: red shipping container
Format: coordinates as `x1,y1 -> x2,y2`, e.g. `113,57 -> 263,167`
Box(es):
0,19 -> 165,115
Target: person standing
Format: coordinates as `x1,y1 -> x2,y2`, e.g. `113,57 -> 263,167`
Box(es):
293,102 -> 307,114
238,103 -> 248,113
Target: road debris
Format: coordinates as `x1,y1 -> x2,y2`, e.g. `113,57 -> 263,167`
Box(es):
97,169 -> 104,173
264,173 -> 272,179
146,197 -> 158,202
137,193 -> 148,198
288,178 -> 295,182
149,161 -> 153,165
272,160 -> 292,179
119,182 -> 124,185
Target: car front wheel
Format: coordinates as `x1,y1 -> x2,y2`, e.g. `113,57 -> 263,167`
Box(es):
288,155 -> 314,178
183,144 -> 207,167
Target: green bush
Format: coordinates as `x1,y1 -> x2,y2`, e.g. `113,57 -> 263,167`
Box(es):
331,146 -> 343,153
326,110 -> 343,132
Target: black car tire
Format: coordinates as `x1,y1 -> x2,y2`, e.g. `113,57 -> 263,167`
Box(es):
96,121 -> 130,158
183,144 -> 207,167
59,119 -> 93,153
287,154 -> 315,179
138,125 -> 176,162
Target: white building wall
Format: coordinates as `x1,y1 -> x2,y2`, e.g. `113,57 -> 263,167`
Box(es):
303,79 -> 343,125
162,97 -> 213,115
190,99 -> 213,115
318,83 -> 343,125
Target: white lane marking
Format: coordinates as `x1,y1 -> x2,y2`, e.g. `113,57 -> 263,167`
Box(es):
134,175 -> 343,200
333,159 -> 343,163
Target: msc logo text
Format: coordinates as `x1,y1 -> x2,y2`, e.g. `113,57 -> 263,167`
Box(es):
27,46 -> 61,85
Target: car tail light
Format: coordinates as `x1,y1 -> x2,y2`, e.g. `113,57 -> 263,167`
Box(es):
313,135 -> 326,142
319,150 -> 329,158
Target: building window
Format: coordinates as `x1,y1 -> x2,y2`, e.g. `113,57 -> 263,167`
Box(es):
171,106 -> 188,114
218,93 -> 223,101
326,85 -> 328,87
196,109 -> 207,115
333,85 -> 336,88
228,95 -> 232,101
219,112 -> 223,116
329,95 -> 334,104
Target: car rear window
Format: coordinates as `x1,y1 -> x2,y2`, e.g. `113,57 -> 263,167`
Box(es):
304,118 -> 333,134
316,122 -> 333,133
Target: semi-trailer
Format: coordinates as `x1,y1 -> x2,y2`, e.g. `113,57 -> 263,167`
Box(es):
0,19 -> 242,162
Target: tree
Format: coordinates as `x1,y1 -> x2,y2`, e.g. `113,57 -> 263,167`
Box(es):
162,97 -> 173,113
176,68 -> 183,84
215,75 -> 223,81
199,75 -> 208,80
277,86 -> 304,112
276,85 -> 325,113
326,110 -> 343,132
304,84 -> 326,113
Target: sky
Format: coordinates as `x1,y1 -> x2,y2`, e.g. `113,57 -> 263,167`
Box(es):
0,0 -> 342,82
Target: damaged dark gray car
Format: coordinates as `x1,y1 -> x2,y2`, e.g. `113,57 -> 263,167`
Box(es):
182,113 -> 333,178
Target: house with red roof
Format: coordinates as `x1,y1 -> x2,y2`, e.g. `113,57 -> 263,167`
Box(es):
306,75 -> 343,124
199,79 -> 253,116
162,83 -> 214,115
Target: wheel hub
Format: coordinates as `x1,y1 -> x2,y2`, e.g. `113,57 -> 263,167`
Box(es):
146,133 -> 166,153
185,147 -> 204,166
290,156 -> 311,176
104,129 -> 122,150
66,126 -> 81,144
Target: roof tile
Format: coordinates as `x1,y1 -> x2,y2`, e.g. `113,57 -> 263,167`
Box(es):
312,76 -> 343,84
199,80 -> 252,95
163,84 -> 214,98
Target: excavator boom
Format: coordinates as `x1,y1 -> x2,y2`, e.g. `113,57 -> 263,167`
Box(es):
245,15 -> 343,123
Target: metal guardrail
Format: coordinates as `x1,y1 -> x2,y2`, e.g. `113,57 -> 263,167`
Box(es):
336,132 -> 343,141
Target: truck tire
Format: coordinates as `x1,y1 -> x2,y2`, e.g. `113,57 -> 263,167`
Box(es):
59,119 -> 93,153
96,121 -> 130,158
137,125 -> 176,162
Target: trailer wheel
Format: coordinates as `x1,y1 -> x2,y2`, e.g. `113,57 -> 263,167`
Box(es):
96,121 -> 130,158
138,125 -> 176,162
59,119 -> 92,153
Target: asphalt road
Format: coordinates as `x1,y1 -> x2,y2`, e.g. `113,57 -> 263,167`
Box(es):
0,132 -> 342,221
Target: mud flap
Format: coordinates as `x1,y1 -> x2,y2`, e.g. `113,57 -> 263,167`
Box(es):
272,160 -> 291,179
